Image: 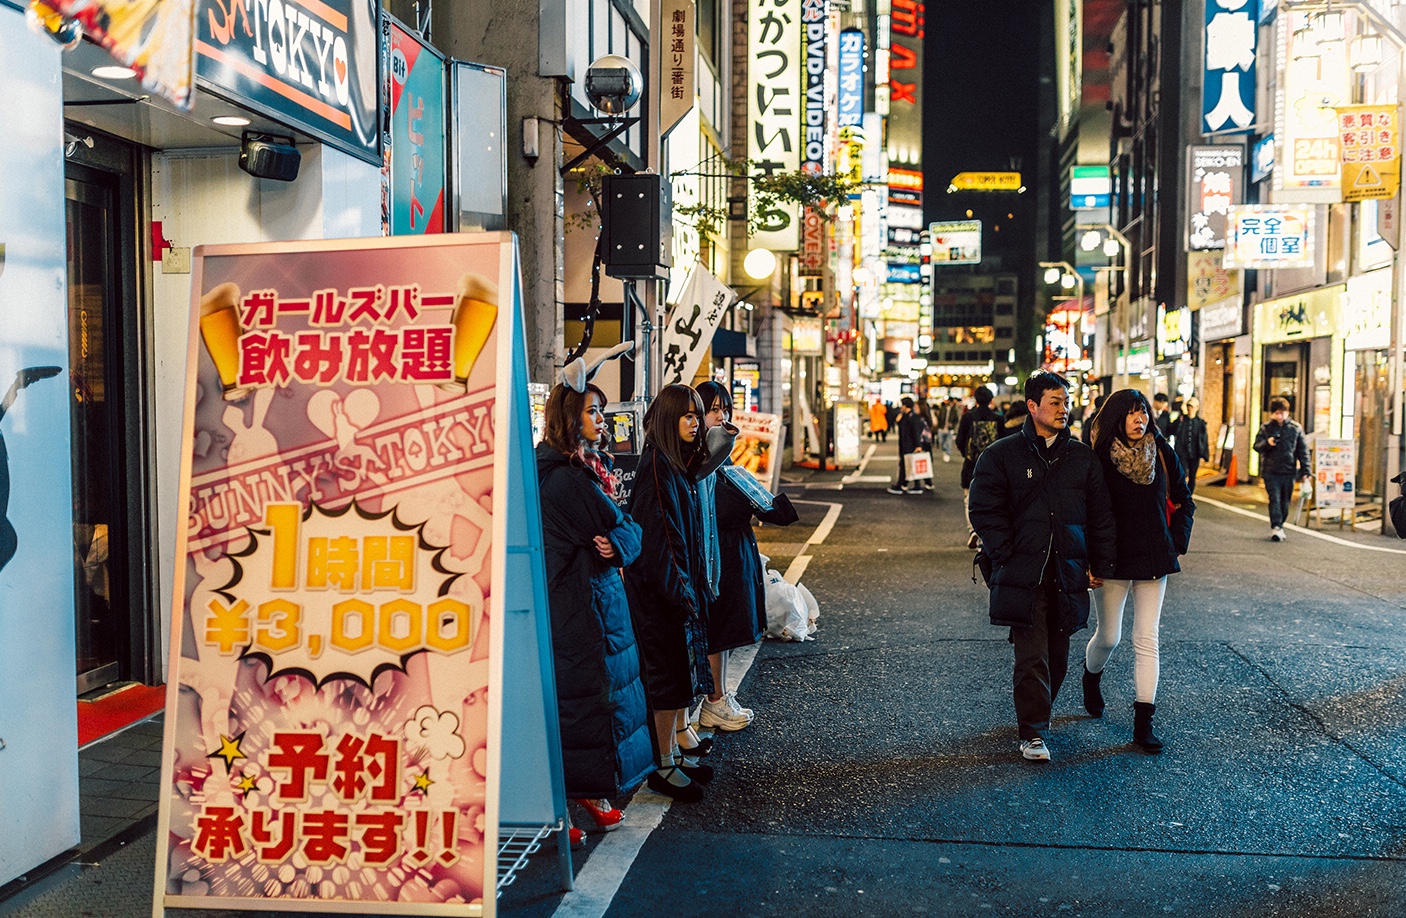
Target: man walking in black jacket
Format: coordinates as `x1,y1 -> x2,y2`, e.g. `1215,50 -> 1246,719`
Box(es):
968,372 -> 1118,762
1253,397 -> 1311,541
887,397 -> 924,494
1171,396 -> 1210,494
956,386 -> 1002,548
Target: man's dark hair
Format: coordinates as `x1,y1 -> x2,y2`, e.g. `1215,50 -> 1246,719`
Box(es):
1024,371 -> 1070,406
901,396 -> 915,409
974,386 -> 994,407
1153,392 -> 1170,406
1269,396 -> 1290,413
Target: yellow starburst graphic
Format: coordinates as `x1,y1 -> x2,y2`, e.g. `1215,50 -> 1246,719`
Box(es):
208,732 -> 246,769
413,772 -> 434,793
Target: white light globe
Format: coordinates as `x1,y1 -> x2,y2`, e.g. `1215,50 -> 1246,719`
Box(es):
1103,237 -> 1121,257
744,248 -> 777,280
1044,267 -> 1062,285
1061,274 -> 1076,289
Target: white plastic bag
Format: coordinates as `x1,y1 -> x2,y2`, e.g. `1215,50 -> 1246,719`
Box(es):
795,581 -> 820,636
763,568 -> 810,641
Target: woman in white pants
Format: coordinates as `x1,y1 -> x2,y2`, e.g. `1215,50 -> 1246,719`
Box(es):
1083,389 -> 1194,752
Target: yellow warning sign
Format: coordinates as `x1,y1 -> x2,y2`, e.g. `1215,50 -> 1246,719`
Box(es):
1338,104 -> 1401,203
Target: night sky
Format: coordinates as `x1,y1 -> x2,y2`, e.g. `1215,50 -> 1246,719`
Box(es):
922,1 -> 1042,254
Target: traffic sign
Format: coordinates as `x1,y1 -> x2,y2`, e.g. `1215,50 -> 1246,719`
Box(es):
948,171 -> 1022,192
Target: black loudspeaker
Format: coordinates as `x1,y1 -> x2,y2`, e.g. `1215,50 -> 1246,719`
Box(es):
601,173 -> 672,280
239,132 -> 301,182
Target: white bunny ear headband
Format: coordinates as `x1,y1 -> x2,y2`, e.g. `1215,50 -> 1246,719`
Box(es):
561,341 -> 635,392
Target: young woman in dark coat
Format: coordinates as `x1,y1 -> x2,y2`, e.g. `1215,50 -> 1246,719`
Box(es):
624,384 -> 715,802
536,381 -> 653,844
1083,388 -> 1195,753
691,382 -> 798,741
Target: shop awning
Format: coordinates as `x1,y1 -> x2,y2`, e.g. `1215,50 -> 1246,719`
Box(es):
711,328 -> 756,359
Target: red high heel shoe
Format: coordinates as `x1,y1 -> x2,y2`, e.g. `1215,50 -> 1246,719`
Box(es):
573,798 -> 624,831
568,826 -> 585,849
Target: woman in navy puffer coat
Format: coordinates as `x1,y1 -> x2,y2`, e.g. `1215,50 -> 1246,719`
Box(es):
537,382 -> 653,835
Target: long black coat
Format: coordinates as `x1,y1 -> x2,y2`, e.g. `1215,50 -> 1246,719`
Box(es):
536,444 -> 654,798
624,442 -> 714,708
969,419 -> 1117,634
1096,434 -> 1195,581
708,473 -> 798,653
1172,414 -> 1210,467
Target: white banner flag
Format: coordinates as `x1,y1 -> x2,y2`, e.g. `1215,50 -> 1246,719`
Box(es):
660,263 -> 736,387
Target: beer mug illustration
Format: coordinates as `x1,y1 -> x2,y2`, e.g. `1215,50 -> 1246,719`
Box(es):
199,282 -> 247,400
441,273 -> 498,391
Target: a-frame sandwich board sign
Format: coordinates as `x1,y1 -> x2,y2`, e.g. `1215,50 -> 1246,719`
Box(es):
152,232 -> 569,917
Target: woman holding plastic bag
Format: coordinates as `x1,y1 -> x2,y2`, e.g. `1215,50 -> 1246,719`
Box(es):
536,373 -> 653,846
692,382 -> 798,741
624,384 -> 716,802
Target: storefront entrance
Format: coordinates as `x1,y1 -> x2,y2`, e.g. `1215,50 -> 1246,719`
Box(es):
1347,349 -> 1389,503
64,130 -> 151,693
1263,343 -> 1308,424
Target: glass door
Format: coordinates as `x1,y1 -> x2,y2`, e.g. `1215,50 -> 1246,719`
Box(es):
65,164 -> 128,693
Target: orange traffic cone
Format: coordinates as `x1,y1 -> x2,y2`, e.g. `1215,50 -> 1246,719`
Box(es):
1225,452 -> 1238,487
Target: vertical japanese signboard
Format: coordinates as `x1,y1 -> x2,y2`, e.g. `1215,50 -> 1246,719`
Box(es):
1276,11 -> 1349,202
748,0 -> 802,250
797,0 -> 829,276
661,264 -> 737,387
155,235 -> 532,916
660,0 -> 695,136
197,0 -> 380,163
887,0 -> 924,165
1224,204 -> 1315,269
386,21 -> 446,235
1202,0 -> 1256,135
1187,145 -> 1244,251
1337,105 -> 1401,203
838,29 -> 864,129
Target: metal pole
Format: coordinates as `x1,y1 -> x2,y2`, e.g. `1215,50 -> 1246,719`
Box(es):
644,0 -> 663,402
1388,62 -> 1406,532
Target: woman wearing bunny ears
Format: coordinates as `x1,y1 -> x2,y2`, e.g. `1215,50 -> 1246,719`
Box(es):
624,384 -> 717,802
537,346 -> 653,844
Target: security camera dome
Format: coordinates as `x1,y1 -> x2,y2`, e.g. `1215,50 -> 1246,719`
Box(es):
585,55 -> 643,115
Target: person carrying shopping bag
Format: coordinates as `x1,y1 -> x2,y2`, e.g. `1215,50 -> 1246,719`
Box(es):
1082,388 -> 1194,754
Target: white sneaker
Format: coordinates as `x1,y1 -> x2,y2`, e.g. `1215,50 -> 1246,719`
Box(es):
1020,738 -> 1051,762
1270,527 -> 1285,542
699,693 -> 753,731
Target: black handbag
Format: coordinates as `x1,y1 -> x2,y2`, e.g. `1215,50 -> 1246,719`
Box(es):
1390,472 -> 1406,538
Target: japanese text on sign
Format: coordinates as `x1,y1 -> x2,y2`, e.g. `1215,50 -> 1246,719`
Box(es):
1202,0 -> 1257,134
838,29 -> 864,128
1338,105 -> 1401,203
1224,205 -> 1315,270
747,0 -> 802,249
1187,145 -> 1244,251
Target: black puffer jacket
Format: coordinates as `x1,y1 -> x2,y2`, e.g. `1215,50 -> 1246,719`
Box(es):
537,444 -> 653,797
1096,434 -> 1194,581
1253,417 -> 1310,478
968,418 -> 1117,633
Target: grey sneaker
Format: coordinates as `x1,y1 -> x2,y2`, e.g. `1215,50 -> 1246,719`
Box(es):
1020,738 -> 1051,762
967,532 -> 980,550
1270,527 -> 1285,542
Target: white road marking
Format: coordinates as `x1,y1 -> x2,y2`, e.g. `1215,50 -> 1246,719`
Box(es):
1196,494 -> 1406,555
841,443 -> 878,482
550,501 -> 843,918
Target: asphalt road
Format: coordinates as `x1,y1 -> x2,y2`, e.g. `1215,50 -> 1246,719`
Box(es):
9,440 -> 1406,917
509,440 -> 1406,918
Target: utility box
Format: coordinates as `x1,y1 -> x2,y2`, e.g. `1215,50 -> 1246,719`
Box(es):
601,173 -> 672,280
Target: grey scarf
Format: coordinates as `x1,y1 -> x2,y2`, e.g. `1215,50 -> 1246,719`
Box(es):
1109,434 -> 1157,485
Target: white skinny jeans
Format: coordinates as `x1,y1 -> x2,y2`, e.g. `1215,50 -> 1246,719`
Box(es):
1085,577 -> 1167,703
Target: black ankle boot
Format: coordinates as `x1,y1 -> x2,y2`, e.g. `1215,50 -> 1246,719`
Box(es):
1082,665 -> 1105,718
1132,701 -> 1163,753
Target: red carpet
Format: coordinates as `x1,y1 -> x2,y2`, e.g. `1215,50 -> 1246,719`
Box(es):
77,683 -> 166,747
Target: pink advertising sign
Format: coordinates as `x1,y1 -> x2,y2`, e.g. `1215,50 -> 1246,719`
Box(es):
155,234 -> 520,915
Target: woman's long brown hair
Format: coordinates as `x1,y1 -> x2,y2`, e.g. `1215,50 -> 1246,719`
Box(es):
542,382 -> 608,454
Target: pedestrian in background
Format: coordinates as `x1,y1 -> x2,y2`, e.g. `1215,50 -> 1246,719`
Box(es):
1253,397 -> 1310,542
536,381 -> 652,844
888,397 -> 924,494
868,398 -> 889,442
625,384 -> 715,802
969,371 -> 1117,762
999,399 -> 1028,439
694,381 -> 798,742
915,401 -> 935,490
1080,394 -> 1107,445
1083,389 -> 1194,754
937,397 -> 962,462
1152,393 -> 1173,437
956,386 -> 1002,548
1171,396 -> 1210,494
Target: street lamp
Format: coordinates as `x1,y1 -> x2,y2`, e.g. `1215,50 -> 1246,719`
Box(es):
1075,223 -> 1132,388
1039,260 -> 1084,374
